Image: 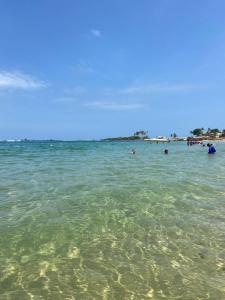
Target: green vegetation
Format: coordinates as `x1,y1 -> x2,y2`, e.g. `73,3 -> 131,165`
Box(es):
103,130 -> 149,141
207,128 -> 221,136
133,130 -> 149,139
103,127 -> 225,142
190,127 -> 224,138
190,128 -> 204,136
221,130 -> 225,137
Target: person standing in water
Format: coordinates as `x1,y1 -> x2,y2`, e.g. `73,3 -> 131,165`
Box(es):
131,149 -> 136,155
207,143 -> 216,154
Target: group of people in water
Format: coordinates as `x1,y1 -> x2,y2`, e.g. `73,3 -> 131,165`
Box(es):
131,143 -> 217,155
187,140 -> 216,154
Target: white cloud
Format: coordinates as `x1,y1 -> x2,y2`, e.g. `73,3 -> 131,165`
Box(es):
0,71 -> 46,90
119,83 -> 203,95
90,29 -> 102,38
83,101 -> 144,111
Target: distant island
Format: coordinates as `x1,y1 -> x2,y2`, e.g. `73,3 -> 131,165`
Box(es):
102,131 -> 149,141
103,127 -> 225,142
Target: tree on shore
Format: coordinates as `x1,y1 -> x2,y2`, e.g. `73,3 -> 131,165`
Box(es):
133,130 -> 149,139
190,128 -> 204,136
221,129 -> 225,137
171,133 -> 177,138
206,128 -> 221,137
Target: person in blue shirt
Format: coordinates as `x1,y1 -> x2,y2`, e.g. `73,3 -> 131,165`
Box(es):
207,143 -> 216,154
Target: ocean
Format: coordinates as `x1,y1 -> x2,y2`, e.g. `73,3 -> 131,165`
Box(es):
0,141 -> 225,299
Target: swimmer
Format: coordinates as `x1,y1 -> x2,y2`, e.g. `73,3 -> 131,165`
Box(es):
164,149 -> 169,155
131,149 -> 136,155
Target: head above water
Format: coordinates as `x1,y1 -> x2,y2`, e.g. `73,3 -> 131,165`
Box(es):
131,149 -> 135,154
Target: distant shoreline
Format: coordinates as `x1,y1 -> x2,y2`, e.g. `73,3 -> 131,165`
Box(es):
1,137 -> 225,143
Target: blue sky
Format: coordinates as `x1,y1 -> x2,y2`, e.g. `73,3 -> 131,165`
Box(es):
1,0 -> 225,140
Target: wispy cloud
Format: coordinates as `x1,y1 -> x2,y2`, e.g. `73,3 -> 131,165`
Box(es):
77,65 -> 94,74
119,82 -> 204,95
64,86 -> 87,95
54,97 -> 77,103
0,71 -> 46,90
90,29 -> 102,38
74,65 -> 94,74
72,61 -> 95,75
83,101 -> 144,111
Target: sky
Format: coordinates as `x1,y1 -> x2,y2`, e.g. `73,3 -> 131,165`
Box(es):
1,0 -> 225,140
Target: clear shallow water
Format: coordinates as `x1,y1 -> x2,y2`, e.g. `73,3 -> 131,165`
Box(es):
0,141 -> 225,300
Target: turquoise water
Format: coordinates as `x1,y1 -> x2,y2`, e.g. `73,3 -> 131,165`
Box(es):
1,141 -> 225,300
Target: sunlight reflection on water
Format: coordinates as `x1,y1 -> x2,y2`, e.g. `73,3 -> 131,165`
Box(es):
0,141 -> 225,299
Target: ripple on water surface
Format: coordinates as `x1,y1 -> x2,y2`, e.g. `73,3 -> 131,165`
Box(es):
0,141 -> 225,299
